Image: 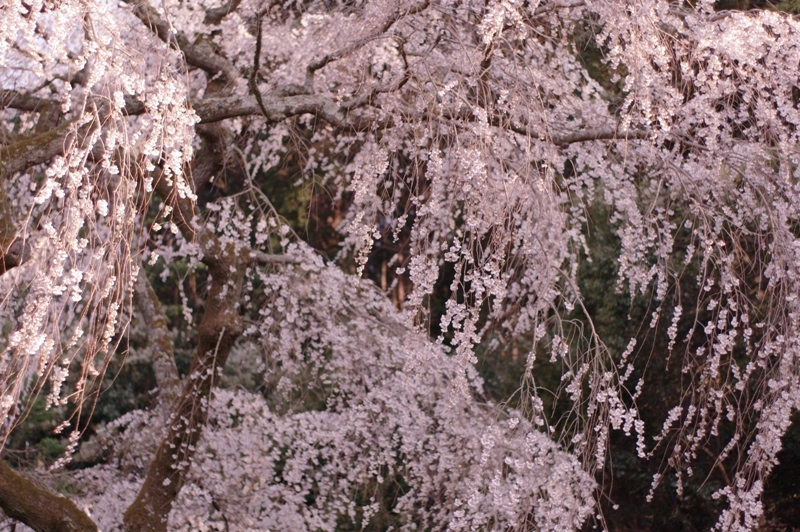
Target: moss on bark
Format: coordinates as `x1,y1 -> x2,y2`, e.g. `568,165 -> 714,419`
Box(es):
0,460 -> 97,531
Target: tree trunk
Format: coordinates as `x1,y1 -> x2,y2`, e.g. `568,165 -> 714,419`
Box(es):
133,269 -> 182,406
123,242 -> 245,531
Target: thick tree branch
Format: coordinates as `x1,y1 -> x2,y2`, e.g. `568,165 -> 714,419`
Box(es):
431,105 -> 652,147
0,90 -> 63,134
123,95 -> 147,116
196,94 -> 654,146
532,0 -> 586,17
191,123 -> 231,205
0,90 -> 52,113
0,181 -> 21,275
0,119 -> 87,178
2,91 -> 145,119
126,0 -> 239,85
192,93 -> 348,125
203,0 -> 242,25
0,459 -> 97,531
125,145 -> 269,530
248,250 -> 302,264
1,88 -> 387,135
549,128 -> 651,146
0,91 -> 652,203
126,148 -> 302,530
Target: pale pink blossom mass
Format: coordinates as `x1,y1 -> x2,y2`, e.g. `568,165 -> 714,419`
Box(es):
0,0 -> 798,530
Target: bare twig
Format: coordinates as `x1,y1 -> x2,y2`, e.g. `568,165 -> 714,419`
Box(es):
248,12 -> 282,122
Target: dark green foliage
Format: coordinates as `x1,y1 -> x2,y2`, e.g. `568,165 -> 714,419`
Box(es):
90,360 -> 158,426
5,397 -> 63,467
763,412 -> 800,528
474,194 -> 800,530
36,438 -> 65,464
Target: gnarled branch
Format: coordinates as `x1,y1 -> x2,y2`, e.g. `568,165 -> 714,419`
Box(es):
126,0 -> 239,85
203,0 -> 242,25
0,90 -> 52,113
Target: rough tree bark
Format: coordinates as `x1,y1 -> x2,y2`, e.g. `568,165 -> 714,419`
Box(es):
123,235 -> 247,531
0,460 -> 97,532
133,269 -> 182,407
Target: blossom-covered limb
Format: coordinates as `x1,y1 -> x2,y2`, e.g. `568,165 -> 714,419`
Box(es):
0,118 -> 89,179
302,0 -> 430,93
125,0 -> 239,85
